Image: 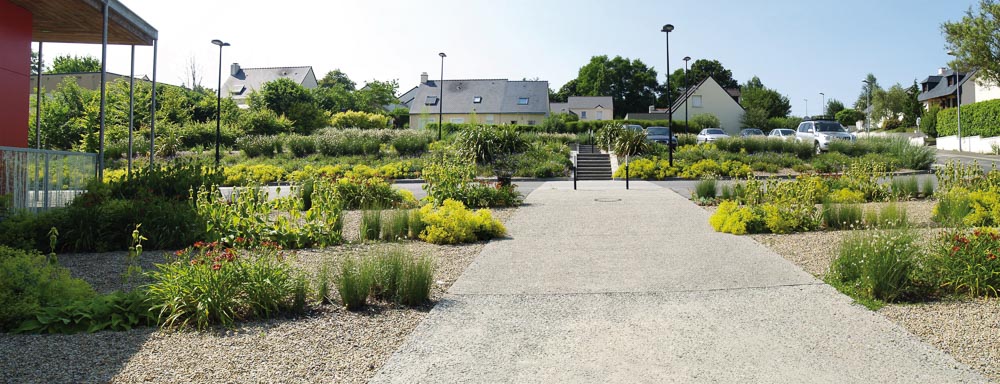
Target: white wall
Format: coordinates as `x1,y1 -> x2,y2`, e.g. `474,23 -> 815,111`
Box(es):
975,77 -> 1000,103
937,135 -> 1000,153
671,77 -> 744,134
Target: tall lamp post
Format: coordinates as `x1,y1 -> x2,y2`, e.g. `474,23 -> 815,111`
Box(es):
819,92 -> 825,116
661,24 -> 674,167
948,50 -> 963,152
862,79 -> 873,135
683,56 -> 691,134
211,39 -> 230,167
438,52 -> 446,141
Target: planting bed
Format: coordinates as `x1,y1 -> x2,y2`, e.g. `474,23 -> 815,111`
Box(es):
745,201 -> 1000,381
0,208 -> 515,383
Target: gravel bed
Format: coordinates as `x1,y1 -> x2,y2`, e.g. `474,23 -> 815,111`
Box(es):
0,208 -> 517,384
742,200 -> 1000,382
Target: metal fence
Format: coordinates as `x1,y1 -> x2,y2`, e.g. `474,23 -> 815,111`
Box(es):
0,146 -> 97,213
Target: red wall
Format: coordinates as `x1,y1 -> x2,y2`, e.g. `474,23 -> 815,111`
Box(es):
0,0 -> 31,148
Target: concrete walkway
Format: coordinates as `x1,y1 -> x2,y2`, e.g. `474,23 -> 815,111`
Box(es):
372,181 -> 986,383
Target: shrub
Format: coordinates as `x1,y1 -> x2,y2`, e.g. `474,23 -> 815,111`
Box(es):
333,176 -> 413,209
14,290 -> 155,334
422,149 -> 522,207
932,187 -> 973,226
827,188 -> 866,203
822,202 -> 863,230
368,248 -> 405,301
835,109 -> 865,128
713,137 -> 814,159
418,199 -> 506,244
930,228 -> 1000,296
286,134 -> 317,157
890,176 -> 920,199
316,129 -> 383,157
694,179 -> 717,199
829,229 -> 920,305
709,200 -> 764,235
330,110 -> 390,130
381,210 -> 412,241
920,106 -> 939,137
938,99 -> 1000,137
0,246 -> 96,332
237,135 -> 284,158
238,108 -> 295,135
398,254 -> 434,306
408,209 -> 426,239
223,164 -> 286,186
690,113 -> 721,130
145,241 -> 304,330
360,210 -> 383,242
335,256 -> 373,310
455,124 -> 528,165
391,131 -> 433,156
869,202 -> 909,229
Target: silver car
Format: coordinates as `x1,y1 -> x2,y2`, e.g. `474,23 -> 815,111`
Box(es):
768,128 -> 796,141
795,120 -> 855,153
697,128 -> 729,143
645,126 -> 678,148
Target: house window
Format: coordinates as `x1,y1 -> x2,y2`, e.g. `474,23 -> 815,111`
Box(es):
473,96 -> 482,103
518,97 -> 529,105
450,117 -> 465,124
510,120 -> 517,124
485,115 -> 495,124
580,111 -> 587,119
527,120 -> 537,125
596,111 -> 603,120
425,96 -> 438,105
692,95 -> 703,108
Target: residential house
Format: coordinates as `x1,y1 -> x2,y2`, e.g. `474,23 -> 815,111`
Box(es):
406,72 -> 549,129
918,68 -> 1000,110
625,77 -> 744,135
222,63 -> 318,108
549,96 -> 614,121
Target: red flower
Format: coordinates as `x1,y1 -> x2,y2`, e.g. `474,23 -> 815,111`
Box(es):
194,241 -> 205,248
175,250 -> 184,257
190,259 -> 199,265
952,246 -> 961,253
212,263 -> 221,270
974,229 -> 983,237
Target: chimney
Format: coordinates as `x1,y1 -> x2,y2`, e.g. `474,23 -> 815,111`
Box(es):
938,67 -> 947,76
420,72 -> 429,84
231,63 -> 241,77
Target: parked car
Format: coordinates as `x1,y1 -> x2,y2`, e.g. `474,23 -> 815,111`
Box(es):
768,128 -> 796,141
795,119 -> 855,153
645,126 -> 678,148
696,128 -> 729,143
739,128 -> 765,137
623,124 -> 644,133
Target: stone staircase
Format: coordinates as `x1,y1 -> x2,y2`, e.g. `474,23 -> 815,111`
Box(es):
575,145 -> 612,181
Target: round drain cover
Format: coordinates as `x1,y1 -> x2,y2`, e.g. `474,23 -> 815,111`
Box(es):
594,198 -> 622,202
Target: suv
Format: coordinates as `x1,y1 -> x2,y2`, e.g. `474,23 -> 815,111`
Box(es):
645,126 -> 678,148
795,119 -> 855,153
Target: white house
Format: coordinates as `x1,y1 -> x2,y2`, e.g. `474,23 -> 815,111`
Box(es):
549,96 -> 614,121
625,77 -> 744,135
918,68 -> 1000,110
222,63 -> 318,108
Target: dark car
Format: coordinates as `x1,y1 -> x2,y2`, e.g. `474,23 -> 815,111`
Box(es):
739,128 -> 765,137
645,126 -> 678,148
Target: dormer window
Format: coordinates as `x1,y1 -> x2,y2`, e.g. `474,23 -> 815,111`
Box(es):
473,96 -> 482,104
518,97 -> 529,105
425,96 -> 438,106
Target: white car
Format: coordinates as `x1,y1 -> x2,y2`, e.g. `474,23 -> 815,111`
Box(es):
795,119 -> 855,153
768,128 -> 796,141
696,128 -> 729,143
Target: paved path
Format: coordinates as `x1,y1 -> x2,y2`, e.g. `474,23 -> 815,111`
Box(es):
372,181 -> 986,383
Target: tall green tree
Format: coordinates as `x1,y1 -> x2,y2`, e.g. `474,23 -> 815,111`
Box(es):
942,0 -> 1000,86
253,78 -> 327,133
47,54 -> 101,74
825,99 -> 845,117
555,78 -> 579,102
318,69 -> 356,91
855,73 -> 880,110
353,79 -> 399,114
572,55 -> 659,117
658,59 -> 738,107
739,76 -> 791,126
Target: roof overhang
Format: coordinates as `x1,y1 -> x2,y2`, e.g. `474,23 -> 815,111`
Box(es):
10,0 -> 157,46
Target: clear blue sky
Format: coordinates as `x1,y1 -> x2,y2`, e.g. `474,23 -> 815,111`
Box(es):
36,0 -> 978,117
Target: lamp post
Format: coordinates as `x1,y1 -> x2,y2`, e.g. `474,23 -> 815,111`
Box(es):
211,39 -> 230,167
438,52 -> 446,141
862,79 -> 873,135
661,24 -> 674,167
804,98 -> 808,117
819,92 -> 825,116
948,50 -> 963,152
683,56 -> 691,134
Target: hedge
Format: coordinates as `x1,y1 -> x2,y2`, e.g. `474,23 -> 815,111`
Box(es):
427,120 -> 692,135
938,99 -> 1000,137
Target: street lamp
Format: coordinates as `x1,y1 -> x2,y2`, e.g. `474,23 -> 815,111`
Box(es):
211,39 -> 230,167
804,98 -> 808,117
661,24 -> 674,167
438,52 -> 446,141
683,56 -> 691,134
948,50 -> 963,152
819,92 -> 825,116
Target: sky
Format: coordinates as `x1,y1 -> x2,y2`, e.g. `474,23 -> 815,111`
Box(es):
35,0 -> 979,117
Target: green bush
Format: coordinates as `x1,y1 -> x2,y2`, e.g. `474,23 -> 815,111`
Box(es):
418,199 -> 506,244
391,131 -> 433,156
381,210 -> 412,241
333,176 -> 414,209
330,110 -> 390,130
920,106 -> 939,137
931,228 -> 1000,297
694,179 -> 717,199
690,114 -> 721,130
932,187 -> 973,226
316,129 -> 383,157
14,290 -> 155,334
335,256 -> 373,310
829,229 -> 920,305
421,149 -> 523,207
237,135 -> 284,158
360,210 -> 383,242
867,202 -> 909,229
822,202 -> 863,230
455,124 -> 528,165
0,246 -> 95,332
366,247 -> 434,305
890,176 -> 921,199
835,109 -> 865,128
398,254 -> 434,306
145,241 -> 305,330
708,200 -> 763,235
286,134 -> 317,157
938,99 -> 1000,137
176,121 -> 240,149
238,108 -> 295,136
713,137 -> 814,159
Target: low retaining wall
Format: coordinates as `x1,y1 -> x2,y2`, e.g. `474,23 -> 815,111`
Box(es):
936,135 -> 1000,153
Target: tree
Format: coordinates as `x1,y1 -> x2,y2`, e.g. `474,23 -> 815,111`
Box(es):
353,79 -> 399,114
835,109 -> 865,127
825,99 -> 845,117
658,59 -> 739,106
902,81 -> 923,127
254,78 -> 327,133
855,73 -> 880,110
741,108 -> 769,129
871,83 -> 911,127
313,85 -> 354,113
184,56 -> 203,91
571,55 -> 659,117
318,69 -> 356,91
48,54 -> 101,74
943,0 -> 1000,87
555,79 -> 579,102
739,76 -> 791,119
548,88 -> 566,103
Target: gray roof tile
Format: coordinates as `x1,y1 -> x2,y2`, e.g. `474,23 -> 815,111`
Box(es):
408,79 -> 548,115
918,69 -> 974,102
223,66 -> 316,99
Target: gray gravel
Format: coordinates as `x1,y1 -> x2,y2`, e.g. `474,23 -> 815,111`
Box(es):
745,200 -> 1000,382
0,208 -> 517,384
